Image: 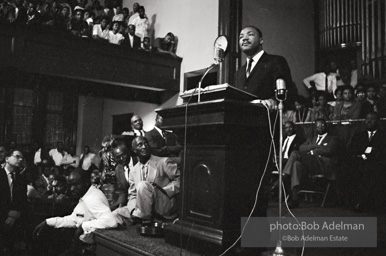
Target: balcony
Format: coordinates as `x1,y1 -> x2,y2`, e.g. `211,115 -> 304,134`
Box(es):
0,25 -> 182,103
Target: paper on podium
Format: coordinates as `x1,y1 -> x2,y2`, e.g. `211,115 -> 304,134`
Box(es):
180,83 -> 258,103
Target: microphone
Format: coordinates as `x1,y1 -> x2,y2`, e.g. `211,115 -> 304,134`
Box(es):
275,78 -> 287,101
214,47 -> 225,64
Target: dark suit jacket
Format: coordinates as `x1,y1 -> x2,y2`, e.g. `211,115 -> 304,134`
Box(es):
349,129 -> 386,166
113,164 -> 130,209
234,52 -> 296,103
299,134 -> 339,179
145,128 -> 181,157
285,134 -> 306,159
0,168 -> 27,224
123,34 -> 141,49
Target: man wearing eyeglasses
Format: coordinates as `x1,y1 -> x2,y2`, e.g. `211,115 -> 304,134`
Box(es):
0,149 -> 27,254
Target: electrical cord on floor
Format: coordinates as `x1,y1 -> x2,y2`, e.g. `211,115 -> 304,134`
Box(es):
271,126 -> 305,256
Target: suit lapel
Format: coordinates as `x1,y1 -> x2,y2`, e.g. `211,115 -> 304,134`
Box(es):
246,52 -> 268,81
147,156 -> 158,182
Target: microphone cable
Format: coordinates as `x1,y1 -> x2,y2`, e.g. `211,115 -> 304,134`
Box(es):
180,63 -> 215,256
219,103 -> 276,256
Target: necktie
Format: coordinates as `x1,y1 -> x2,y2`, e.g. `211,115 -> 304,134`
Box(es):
316,136 -> 323,145
282,137 -> 290,159
141,164 -> 148,181
9,172 -> 15,200
246,59 -> 253,78
369,131 -> 374,142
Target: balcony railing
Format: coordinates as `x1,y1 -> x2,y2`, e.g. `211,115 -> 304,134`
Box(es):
0,25 -> 182,94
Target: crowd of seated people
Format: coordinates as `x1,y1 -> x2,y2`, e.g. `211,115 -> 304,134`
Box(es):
274,61 -> 386,211
294,59 -> 386,123
0,112 -> 183,254
0,0 -> 179,55
285,81 -> 386,124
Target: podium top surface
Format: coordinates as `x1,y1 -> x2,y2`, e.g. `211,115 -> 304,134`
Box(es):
156,99 -> 269,130
180,83 -> 258,103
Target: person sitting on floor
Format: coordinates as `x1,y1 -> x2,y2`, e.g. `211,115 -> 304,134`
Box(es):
113,136 -> 180,225
110,144 -> 133,210
33,168 -> 118,255
281,118 -> 339,208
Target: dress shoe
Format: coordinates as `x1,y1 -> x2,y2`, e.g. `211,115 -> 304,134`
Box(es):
131,216 -> 151,225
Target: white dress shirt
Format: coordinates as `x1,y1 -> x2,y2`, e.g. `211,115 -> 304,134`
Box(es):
246,50 -> 264,74
80,153 -> 96,170
46,186 -> 117,243
316,133 -> 328,145
283,134 -> 296,159
49,149 -> 67,166
303,72 -> 337,94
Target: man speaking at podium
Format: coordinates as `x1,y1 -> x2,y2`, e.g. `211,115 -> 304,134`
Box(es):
235,26 -> 296,108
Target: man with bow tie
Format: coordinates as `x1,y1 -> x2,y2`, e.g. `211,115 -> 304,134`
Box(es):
349,112 -> 386,211
0,149 -> 27,254
281,118 -> 339,208
113,136 -> 180,224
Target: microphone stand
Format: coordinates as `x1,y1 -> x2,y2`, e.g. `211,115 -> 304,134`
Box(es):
197,63 -> 218,103
263,90 -> 295,256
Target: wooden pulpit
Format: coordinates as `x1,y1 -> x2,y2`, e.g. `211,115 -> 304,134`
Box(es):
158,85 -> 271,255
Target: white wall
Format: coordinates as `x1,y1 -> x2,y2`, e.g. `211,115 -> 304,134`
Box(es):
123,0 -> 219,93
102,98 -> 159,133
77,96 -> 159,154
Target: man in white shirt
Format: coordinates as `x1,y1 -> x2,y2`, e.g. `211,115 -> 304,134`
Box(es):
129,5 -> 149,39
128,2 -> 139,24
61,145 -> 80,170
79,146 -> 96,171
303,62 -> 338,99
33,169 -> 117,255
49,141 -> 67,166
92,16 -> 109,41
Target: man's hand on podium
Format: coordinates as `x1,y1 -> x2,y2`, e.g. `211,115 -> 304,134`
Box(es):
250,99 -> 278,110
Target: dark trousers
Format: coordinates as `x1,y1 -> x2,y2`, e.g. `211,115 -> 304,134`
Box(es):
32,227 -> 86,256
